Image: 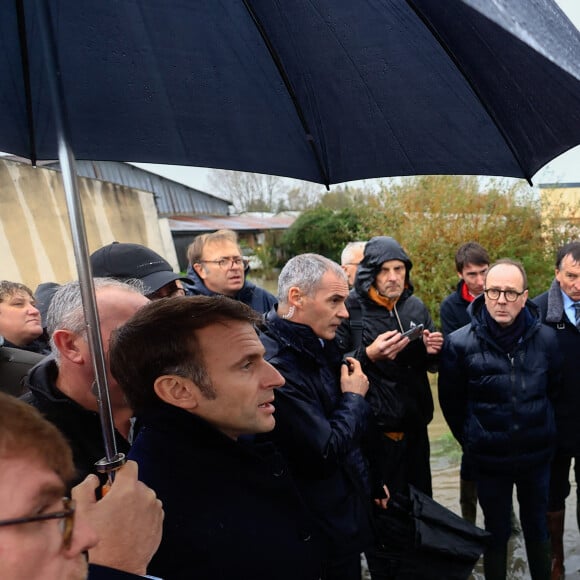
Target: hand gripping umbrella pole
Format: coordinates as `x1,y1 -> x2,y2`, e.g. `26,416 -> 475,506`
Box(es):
34,0 -> 125,481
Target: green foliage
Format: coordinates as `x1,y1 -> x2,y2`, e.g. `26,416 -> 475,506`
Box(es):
281,206 -> 369,262
279,175 -> 564,327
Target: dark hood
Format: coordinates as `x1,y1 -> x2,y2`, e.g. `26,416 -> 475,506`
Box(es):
354,236 -> 413,296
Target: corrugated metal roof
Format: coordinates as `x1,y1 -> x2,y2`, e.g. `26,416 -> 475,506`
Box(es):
45,160 -> 232,216
168,212 -> 299,232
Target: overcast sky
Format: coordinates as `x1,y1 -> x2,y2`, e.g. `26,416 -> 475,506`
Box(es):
135,0 -> 580,192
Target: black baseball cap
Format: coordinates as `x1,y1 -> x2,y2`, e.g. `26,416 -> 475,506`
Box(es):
90,242 -> 191,294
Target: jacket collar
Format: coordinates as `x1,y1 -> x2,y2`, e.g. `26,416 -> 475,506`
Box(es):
264,308 -> 332,362
545,278 -> 565,323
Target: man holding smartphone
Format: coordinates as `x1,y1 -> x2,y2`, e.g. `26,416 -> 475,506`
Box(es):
337,236 -> 443,498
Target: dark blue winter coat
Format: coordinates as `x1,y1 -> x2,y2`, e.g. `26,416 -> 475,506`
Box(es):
260,309 -> 374,559
440,280 -> 472,336
534,279 -> 580,454
438,296 -> 560,474
184,264 -> 276,313
129,402 -> 321,580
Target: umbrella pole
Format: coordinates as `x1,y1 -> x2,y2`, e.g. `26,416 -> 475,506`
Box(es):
34,0 -> 125,477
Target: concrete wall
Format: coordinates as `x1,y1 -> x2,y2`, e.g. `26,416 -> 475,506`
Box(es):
0,159 -> 179,289
540,184 -> 580,240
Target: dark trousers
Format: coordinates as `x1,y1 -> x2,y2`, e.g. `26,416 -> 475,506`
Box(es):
379,424 -> 432,497
321,553 -> 361,580
548,451 -> 580,512
476,462 -> 550,546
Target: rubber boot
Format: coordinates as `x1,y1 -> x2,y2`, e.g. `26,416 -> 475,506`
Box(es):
526,540 -> 551,580
547,510 -> 565,580
460,478 -> 478,524
484,544 -> 507,580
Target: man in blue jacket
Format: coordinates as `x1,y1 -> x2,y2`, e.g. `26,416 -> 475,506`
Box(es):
439,259 -> 561,580
260,253 -> 377,580
184,229 -> 276,313
533,240 -> 580,579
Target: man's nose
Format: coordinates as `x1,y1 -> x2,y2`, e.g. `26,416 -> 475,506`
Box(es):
338,303 -> 349,318
263,361 -> 285,389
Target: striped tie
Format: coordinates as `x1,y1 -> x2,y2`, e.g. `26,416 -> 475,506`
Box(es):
574,302 -> 580,329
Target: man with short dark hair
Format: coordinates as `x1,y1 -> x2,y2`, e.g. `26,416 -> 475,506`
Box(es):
109,295 -> 321,580
184,229 -> 276,312
533,240 -> 580,579
439,241 -> 490,524
439,259 -> 560,579
440,242 -> 490,336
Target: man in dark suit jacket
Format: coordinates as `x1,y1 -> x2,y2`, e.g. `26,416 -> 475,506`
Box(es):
109,295 -> 321,580
533,240 -> 580,578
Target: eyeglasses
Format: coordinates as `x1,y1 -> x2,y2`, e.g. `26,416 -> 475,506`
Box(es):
199,257 -> 249,270
0,497 -> 75,549
484,288 -> 526,302
146,281 -> 186,300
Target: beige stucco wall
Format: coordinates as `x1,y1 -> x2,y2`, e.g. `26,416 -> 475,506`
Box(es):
0,159 -> 178,289
540,185 -> 580,241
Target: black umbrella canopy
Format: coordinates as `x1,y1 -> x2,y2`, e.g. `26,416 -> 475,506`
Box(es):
1,0 -> 580,187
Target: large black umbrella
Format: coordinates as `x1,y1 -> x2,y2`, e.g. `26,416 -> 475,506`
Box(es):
1,0 -> 579,473
2,0 -> 580,186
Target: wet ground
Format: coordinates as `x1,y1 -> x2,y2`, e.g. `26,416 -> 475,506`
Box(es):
430,387 -> 580,579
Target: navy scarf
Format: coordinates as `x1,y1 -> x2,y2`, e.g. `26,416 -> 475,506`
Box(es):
484,306 -> 530,353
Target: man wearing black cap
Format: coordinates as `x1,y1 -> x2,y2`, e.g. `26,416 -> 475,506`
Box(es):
90,241 -> 191,300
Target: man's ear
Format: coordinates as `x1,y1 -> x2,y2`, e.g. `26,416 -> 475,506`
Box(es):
288,286 -> 303,308
192,262 -> 206,280
154,375 -> 199,410
52,329 -> 85,364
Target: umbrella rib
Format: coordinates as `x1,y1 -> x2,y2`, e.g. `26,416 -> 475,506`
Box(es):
242,0 -> 331,189
15,0 -> 37,166
405,0 -> 533,186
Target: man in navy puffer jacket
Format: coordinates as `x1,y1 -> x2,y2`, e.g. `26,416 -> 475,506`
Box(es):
439,259 -> 561,580
260,253 -> 376,580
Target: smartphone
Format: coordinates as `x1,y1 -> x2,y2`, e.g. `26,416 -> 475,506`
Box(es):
400,323 -> 424,341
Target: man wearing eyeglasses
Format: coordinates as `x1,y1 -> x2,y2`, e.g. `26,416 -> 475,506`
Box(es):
184,229 -> 276,313
0,392 -> 163,580
438,259 -> 561,579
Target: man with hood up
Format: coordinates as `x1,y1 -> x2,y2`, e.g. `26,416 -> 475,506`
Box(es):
183,229 -> 276,313
336,236 -> 443,499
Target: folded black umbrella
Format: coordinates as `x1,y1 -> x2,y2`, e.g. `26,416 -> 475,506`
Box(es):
371,485 -> 491,580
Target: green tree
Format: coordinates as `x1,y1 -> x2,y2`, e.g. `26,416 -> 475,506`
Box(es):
280,175 -> 564,327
